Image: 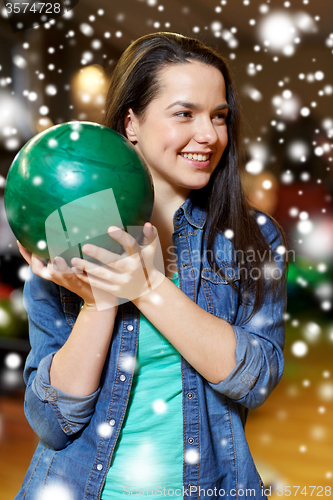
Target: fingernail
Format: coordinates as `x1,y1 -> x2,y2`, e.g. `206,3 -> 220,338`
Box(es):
82,245 -> 91,253
54,257 -> 66,272
108,226 -> 120,232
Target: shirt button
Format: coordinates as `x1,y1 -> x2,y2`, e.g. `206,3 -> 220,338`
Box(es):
188,437 -> 194,444
109,419 -> 116,426
120,374 -> 126,382
182,263 -> 188,268
97,464 -> 103,471
187,392 -> 193,399
127,325 -> 134,331
176,215 -> 181,221
178,233 -> 183,238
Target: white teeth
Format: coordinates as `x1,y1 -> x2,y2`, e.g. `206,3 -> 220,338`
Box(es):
180,153 -> 209,161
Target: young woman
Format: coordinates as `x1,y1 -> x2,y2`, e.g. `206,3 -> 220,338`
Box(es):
16,32 -> 287,500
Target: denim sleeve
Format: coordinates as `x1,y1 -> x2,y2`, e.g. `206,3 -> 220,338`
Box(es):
208,215 -> 287,410
23,267 -> 100,450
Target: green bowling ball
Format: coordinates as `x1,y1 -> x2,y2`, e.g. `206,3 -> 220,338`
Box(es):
4,122 -> 154,265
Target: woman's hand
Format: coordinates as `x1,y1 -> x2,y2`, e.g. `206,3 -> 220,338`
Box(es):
70,222 -> 165,302
17,241 -> 118,311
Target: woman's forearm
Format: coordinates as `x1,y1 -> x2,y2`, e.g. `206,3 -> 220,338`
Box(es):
49,304 -> 117,396
133,278 -> 237,384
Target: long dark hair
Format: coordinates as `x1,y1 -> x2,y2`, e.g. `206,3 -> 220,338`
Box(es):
102,32 -> 288,322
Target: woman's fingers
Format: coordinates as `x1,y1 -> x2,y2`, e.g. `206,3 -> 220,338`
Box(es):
17,242 -> 51,279
53,256 -> 73,273
71,256 -> 119,283
15,242 -> 118,309
80,242 -> 122,267
17,241 -> 32,266
106,226 -> 141,255
77,226 -> 146,271
16,224 -> 160,302
16,241 -> 52,280
69,223 -> 164,301
141,222 -> 156,247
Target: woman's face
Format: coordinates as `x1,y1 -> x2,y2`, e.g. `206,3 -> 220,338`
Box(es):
125,60 -> 229,195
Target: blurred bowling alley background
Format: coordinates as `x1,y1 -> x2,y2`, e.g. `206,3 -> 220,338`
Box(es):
0,1 -> 332,498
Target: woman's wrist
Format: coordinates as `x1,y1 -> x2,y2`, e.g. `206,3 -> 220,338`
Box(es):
81,301 -> 118,315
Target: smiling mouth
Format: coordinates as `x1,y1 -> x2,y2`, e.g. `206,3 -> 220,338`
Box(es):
179,153 -> 211,162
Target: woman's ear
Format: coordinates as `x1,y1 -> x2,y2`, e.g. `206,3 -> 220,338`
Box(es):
124,109 -> 138,144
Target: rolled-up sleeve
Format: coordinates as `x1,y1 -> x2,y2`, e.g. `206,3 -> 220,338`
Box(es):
23,267 -> 100,449
209,215 -> 287,410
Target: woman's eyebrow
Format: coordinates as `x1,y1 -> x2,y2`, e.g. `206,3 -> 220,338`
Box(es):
165,101 -> 229,111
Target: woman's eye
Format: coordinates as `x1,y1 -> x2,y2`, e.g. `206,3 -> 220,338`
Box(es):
175,111 -> 192,118
214,114 -> 228,122
174,111 -> 228,121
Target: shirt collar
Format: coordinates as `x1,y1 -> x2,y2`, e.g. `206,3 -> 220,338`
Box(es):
175,196 -> 208,229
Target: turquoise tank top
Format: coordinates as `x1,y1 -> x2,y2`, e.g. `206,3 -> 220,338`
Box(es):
101,272 -> 183,498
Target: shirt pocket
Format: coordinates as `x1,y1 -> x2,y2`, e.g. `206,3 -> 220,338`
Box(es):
200,263 -> 240,324
59,287 -> 83,328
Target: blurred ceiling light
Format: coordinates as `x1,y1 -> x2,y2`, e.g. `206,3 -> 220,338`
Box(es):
45,84 -> 57,96
287,140 -> 310,161
248,142 -> 269,163
0,91 -> 17,129
289,207 -> 299,217
242,170 -> 279,214
79,23 -> 94,37
258,11 -> 296,50
318,382 -> 333,401
81,51 -> 94,65
37,117 -> 54,132
245,159 -> 263,174
294,11 -> 317,33
291,340 -> 308,357
13,54 -> 28,69
303,321 -> 321,343
300,219 -> 333,258
5,352 -> 22,370
280,95 -> 300,119
258,10 -> 317,55
243,85 -> 263,101
71,65 -> 107,98
281,170 -> 294,184
0,91 -> 28,148
272,92 -> 301,120
315,282 -> 333,300
211,21 -> 222,32
297,219 -> 313,234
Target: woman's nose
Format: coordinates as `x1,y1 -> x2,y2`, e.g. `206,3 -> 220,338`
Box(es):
193,118 -> 218,144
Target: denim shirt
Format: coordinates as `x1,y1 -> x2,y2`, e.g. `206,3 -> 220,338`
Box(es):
15,198 -> 287,500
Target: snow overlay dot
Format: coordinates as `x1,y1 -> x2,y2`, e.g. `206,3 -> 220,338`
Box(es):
291,341 -> 308,357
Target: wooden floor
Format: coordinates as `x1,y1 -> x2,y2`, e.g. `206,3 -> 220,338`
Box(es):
1,325 -> 333,499
246,333 -> 333,499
